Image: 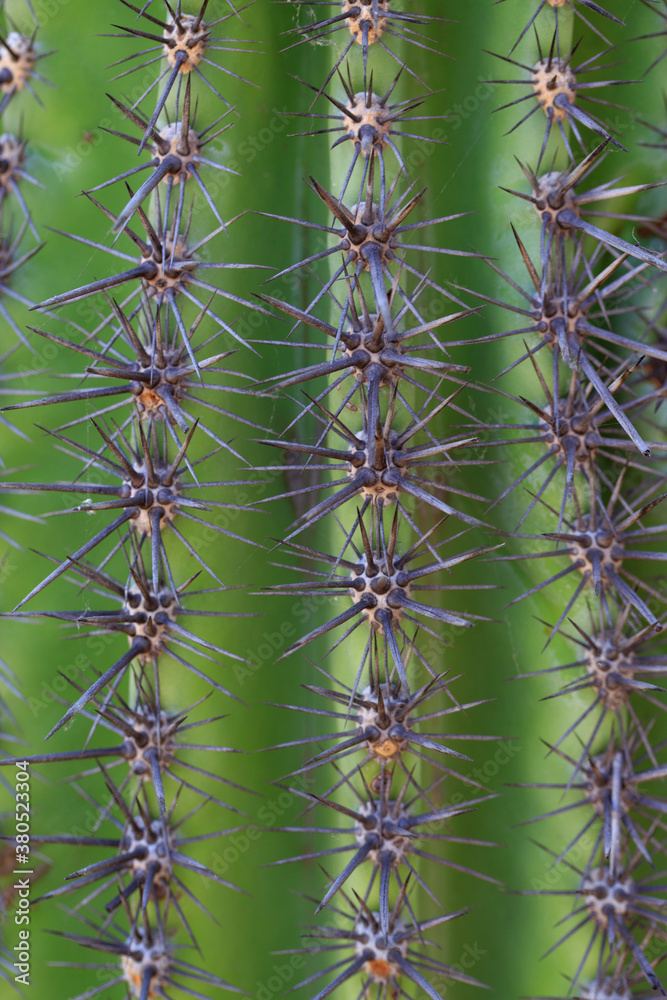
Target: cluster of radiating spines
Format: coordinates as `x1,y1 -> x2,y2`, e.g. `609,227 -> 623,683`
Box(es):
0,2 -> 266,997
524,664 -> 667,996
474,362 -> 667,534
490,33 -> 629,170
109,0 -> 260,150
0,2 -> 52,977
6,546 -> 249,729
49,903 -> 241,1000
252,6 -> 499,1000
498,0 -> 625,53
261,506 -> 498,674
492,4 -> 667,996
90,81 -> 236,239
4,772 -> 245,915
287,65 -> 452,203
278,888 -> 485,1000
1,416 -> 264,608
0,546 -> 254,987
266,766 -> 499,937
1,295 -> 266,456
254,175 -> 478,410
21,4 -> 268,354
1,680 -> 242,810
265,665 -> 501,789
280,0 -> 451,94
0,7 -> 53,400
30,188 -> 270,351
505,141 -> 667,272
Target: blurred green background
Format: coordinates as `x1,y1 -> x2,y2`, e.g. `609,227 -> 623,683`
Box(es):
0,1 -> 664,999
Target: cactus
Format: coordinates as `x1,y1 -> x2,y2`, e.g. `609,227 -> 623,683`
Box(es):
0,2 -> 666,1000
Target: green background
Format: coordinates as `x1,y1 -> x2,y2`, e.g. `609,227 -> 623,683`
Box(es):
0,1 -> 664,999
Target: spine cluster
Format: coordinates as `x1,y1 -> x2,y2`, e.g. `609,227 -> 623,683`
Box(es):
0,1 -> 53,985
0,2 -> 666,1000
489,2 -> 667,996
1,2 -> 265,996
254,3 -> 499,997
